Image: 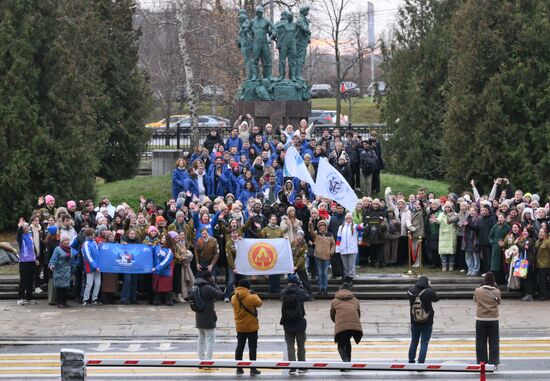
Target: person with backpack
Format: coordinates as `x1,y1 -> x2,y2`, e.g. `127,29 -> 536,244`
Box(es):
231,279 -> 263,375
190,270 -> 224,361
407,276 -> 439,363
280,274 -> 309,375
359,140 -> 379,197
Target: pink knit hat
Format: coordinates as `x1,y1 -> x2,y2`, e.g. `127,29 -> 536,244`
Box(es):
45,195 -> 55,204
67,200 -> 77,209
148,226 -> 159,235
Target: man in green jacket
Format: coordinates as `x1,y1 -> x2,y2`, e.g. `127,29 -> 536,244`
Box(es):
488,214 -> 510,285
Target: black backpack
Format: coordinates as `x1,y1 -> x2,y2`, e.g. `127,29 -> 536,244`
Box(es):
361,149 -> 378,174
186,284 -> 206,313
281,289 -> 304,323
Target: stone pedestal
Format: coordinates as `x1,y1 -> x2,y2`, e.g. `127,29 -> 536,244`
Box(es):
152,150 -> 181,177
234,100 -> 311,128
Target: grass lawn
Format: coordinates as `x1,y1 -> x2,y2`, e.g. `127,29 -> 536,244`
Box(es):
311,97 -> 382,124
96,172 -> 449,208
96,175 -> 171,211
380,173 -> 449,198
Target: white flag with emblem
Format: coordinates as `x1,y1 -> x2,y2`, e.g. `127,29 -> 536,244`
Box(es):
235,238 -> 294,275
313,157 -> 358,212
284,145 -> 316,187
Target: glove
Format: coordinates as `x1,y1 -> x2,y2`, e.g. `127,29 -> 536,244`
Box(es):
385,187 -> 392,197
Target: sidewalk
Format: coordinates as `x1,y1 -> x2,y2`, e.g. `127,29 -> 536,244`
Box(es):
1,298 -> 548,339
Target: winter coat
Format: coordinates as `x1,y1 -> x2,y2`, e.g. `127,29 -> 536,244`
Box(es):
462,215 -> 480,253
536,238 -> 550,269
426,209 -> 441,250
385,218 -> 401,240
330,289 -> 362,337
474,285 -> 501,321
310,230 -> 335,260
279,283 -> 308,333
488,223 -> 510,272
16,227 -> 36,263
260,225 -> 284,239
172,168 -> 189,200
82,239 -> 100,273
195,237 -> 219,266
407,277 -> 439,326
203,134 -> 224,152
410,210 -> 425,239
436,212 -> 457,255
49,245 -> 74,289
281,217 -> 302,243
194,277 -> 224,329
477,214 -> 497,246
336,223 -> 364,255
291,240 -> 307,270
231,286 -> 263,333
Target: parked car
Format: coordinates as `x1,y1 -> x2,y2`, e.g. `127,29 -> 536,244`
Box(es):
175,115 -> 228,128
339,81 -> 361,97
310,84 -> 333,98
367,81 -> 387,97
202,85 -> 225,99
308,110 -> 348,125
145,114 -> 188,129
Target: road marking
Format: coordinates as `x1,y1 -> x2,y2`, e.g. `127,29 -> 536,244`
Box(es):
91,342 -> 112,352
123,344 -> 143,352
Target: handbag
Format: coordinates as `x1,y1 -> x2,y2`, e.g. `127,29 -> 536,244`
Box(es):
513,250 -> 528,279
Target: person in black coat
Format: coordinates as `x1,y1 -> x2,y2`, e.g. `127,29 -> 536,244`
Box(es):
203,130 -> 225,152
328,204 -> 346,278
193,271 -> 224,360
407,276 -> 439,364
280,275 -> 309,374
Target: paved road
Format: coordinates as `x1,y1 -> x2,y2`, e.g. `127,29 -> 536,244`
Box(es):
1,299 -> 549,379
0,336 -> 549,380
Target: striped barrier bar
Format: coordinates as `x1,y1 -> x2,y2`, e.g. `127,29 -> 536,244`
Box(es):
60,349 -> 494,381
84,358 -> 494,374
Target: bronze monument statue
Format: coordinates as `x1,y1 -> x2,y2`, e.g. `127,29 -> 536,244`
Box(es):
249,5 -> 273,81
236,7 -> 310,101
273,10 -> 297,81
295,6 -> 311,81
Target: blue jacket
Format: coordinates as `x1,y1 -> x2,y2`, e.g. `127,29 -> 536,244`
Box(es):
192,210 -> 221,242
153,246 -> 173,277
238,189 -> 256,205
183,176 -> 209,198
237,177 -> 258,197
172,168 -> 189,200
225,136 -> 243,151
208,171 -> 230,197
82,239 -> 99,273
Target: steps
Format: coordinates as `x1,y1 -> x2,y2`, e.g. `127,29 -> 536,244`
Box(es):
0,273 -> 522,301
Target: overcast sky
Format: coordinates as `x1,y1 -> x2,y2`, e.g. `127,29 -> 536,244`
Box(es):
137,0 -> 404,37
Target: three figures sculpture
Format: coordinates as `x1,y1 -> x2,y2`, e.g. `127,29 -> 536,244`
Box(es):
236,6 -> 311,101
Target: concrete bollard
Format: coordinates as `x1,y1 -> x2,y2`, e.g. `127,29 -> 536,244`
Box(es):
60,349 -> 86,381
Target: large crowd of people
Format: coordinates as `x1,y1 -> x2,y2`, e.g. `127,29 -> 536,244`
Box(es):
12,120 -> 549,312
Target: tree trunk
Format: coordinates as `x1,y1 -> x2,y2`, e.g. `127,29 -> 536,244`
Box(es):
335,44 -> 341,128
176,0 -> 199,150
164,95 -> 172,146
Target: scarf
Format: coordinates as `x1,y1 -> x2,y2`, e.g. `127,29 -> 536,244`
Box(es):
60,243 -> 71,258
319,209 -> 329,219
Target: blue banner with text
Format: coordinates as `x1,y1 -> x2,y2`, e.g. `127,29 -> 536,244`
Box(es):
97,243 -> 153,274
